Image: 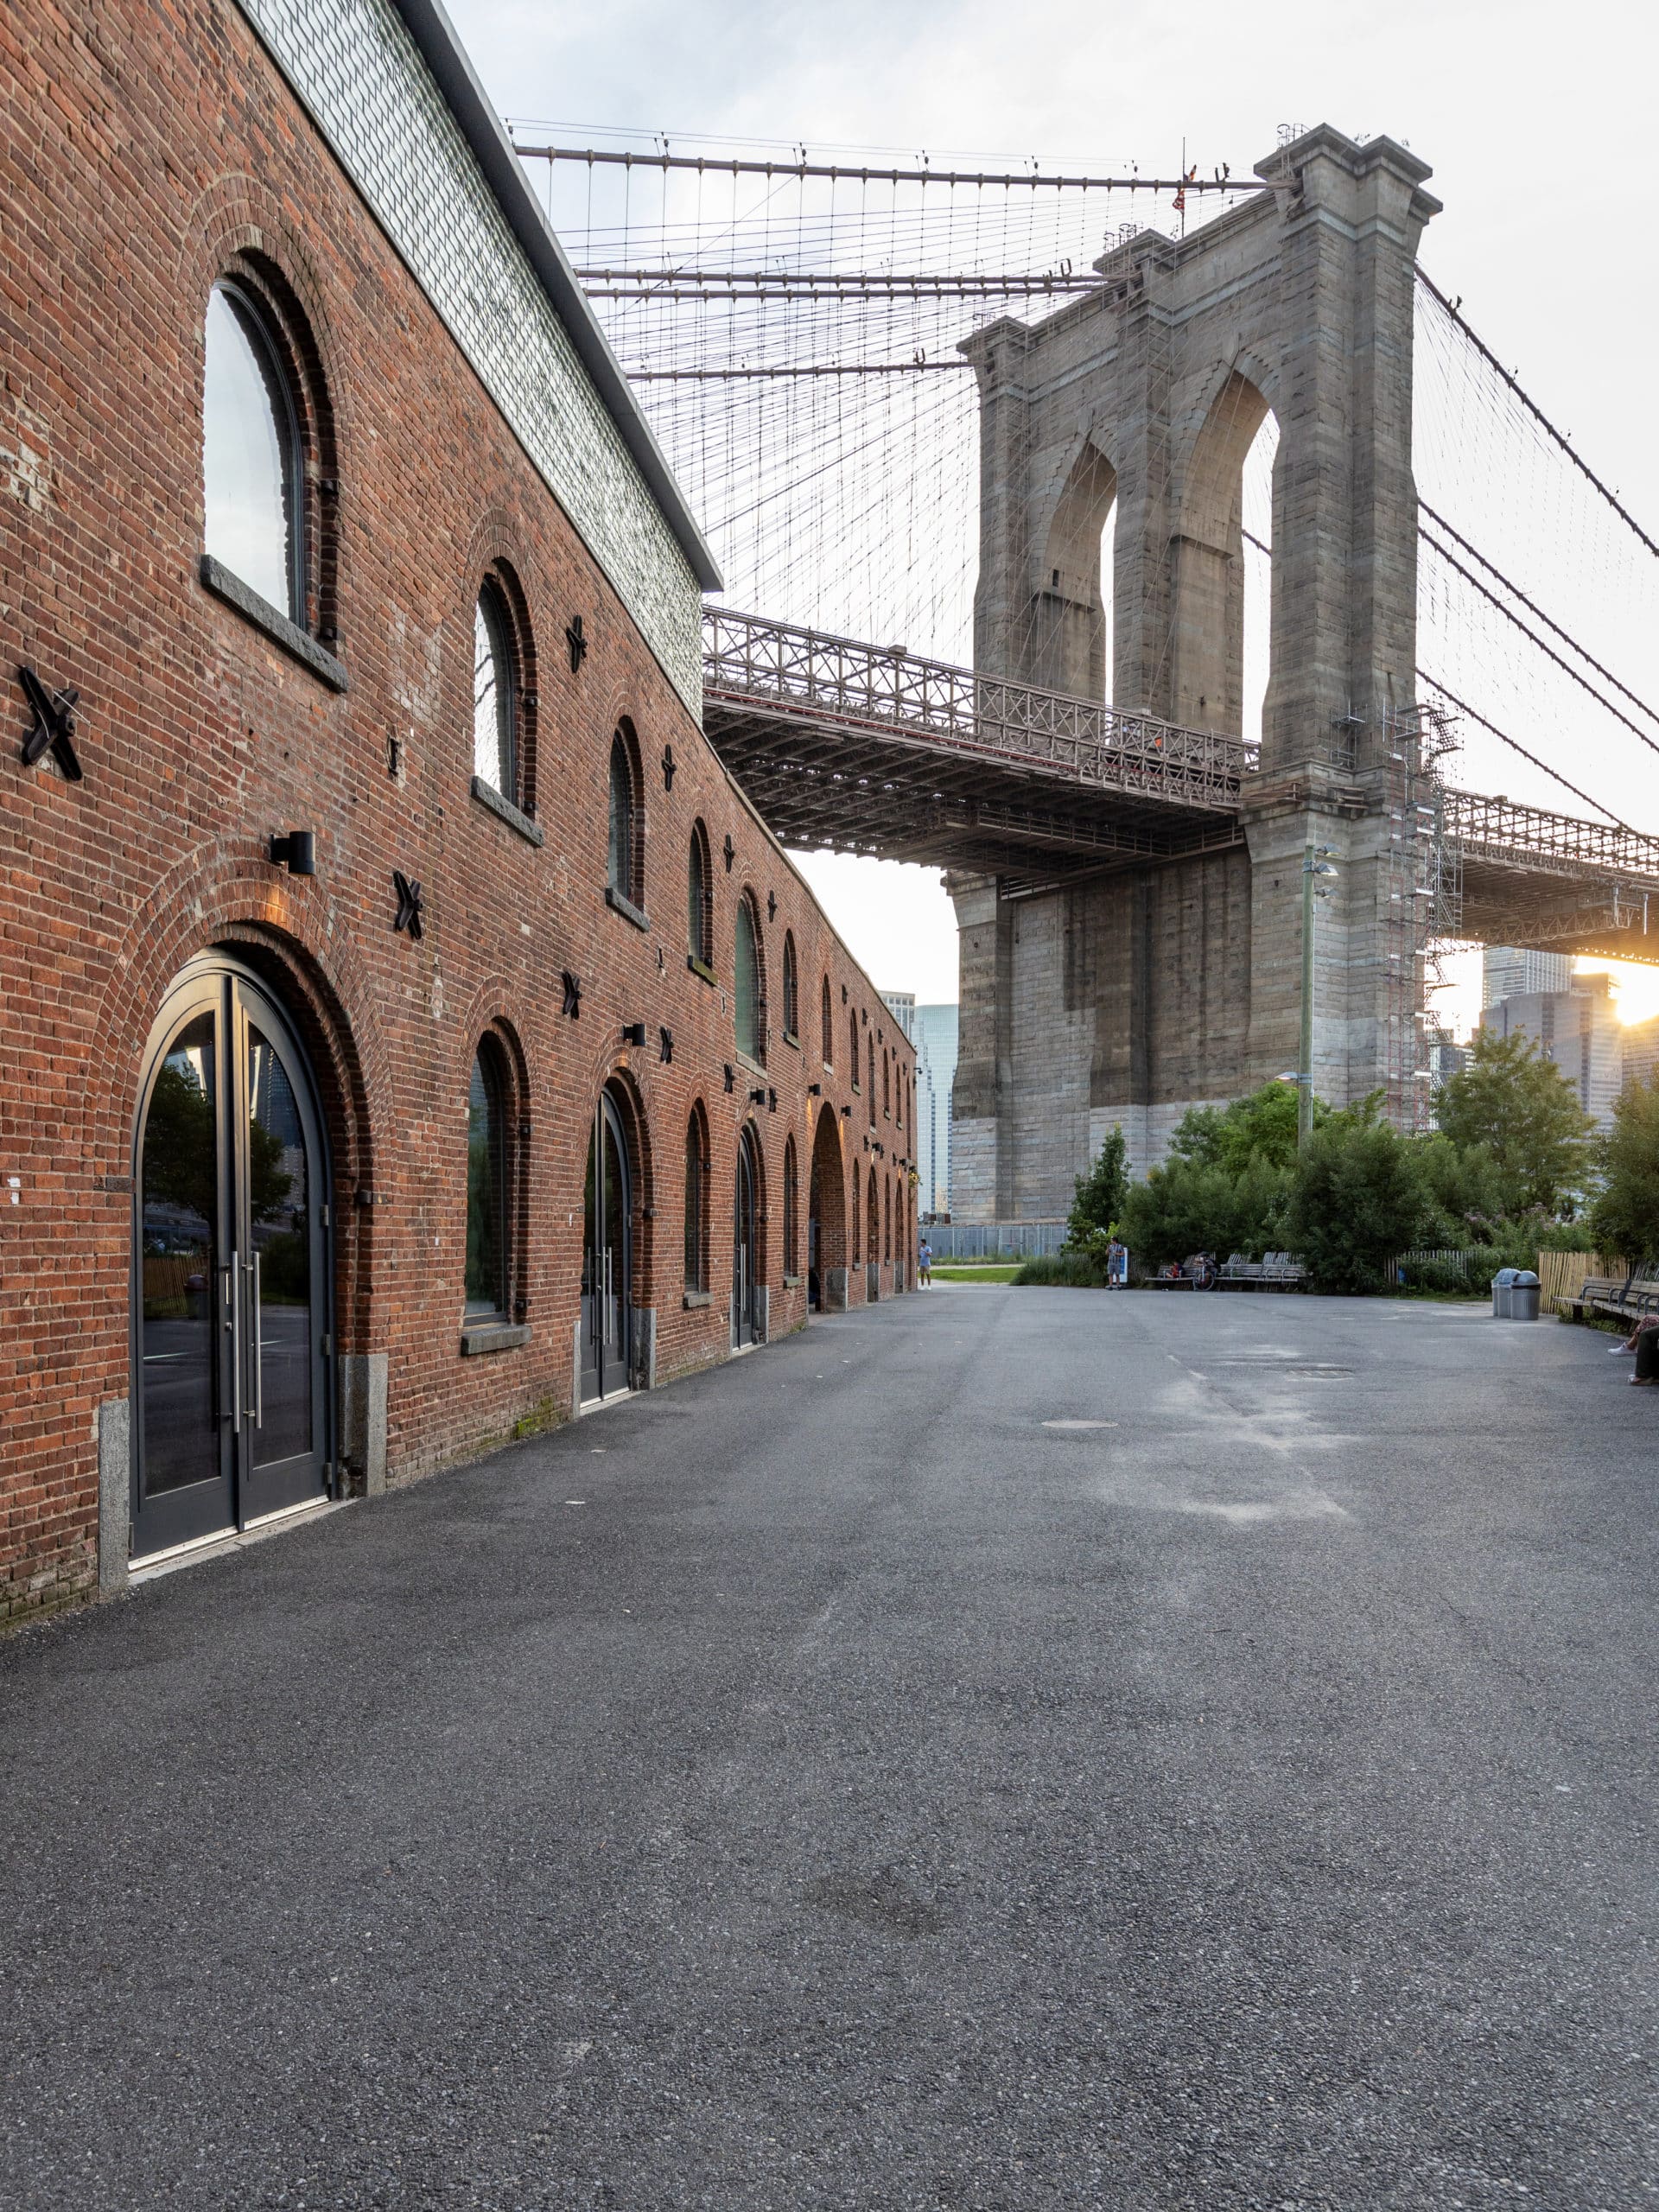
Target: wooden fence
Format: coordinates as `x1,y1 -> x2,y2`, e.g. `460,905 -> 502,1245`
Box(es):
1535,1249 -> 1611,1313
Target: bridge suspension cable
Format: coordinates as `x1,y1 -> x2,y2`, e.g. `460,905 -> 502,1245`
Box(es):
1417,674 -> 1632,829
517,142 -> 1262,196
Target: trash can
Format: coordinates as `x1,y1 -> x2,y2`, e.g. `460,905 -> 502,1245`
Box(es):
1510,1269 -> 1541,1322
1491,1266 -> 1519,1319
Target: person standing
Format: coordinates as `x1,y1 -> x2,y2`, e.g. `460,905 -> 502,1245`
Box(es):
918,1237 -> 932,1287
1106,1235 -> 1126,1287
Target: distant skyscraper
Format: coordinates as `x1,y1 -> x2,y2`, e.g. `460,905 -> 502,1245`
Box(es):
1481,971 -> 1624,1128
1482,946 -> 1573,1008
880,990 -> 916,1042
911,1004 -> 959,1215
1621,1010 -> 1659,1093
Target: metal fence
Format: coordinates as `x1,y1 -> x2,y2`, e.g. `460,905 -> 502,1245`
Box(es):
919,1221 -> 1069,1260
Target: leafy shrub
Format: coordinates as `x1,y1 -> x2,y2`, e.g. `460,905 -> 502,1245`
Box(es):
1012,1251 -> 1109,1287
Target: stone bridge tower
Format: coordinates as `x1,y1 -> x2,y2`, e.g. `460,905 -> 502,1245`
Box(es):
949,125 -> 1442,1219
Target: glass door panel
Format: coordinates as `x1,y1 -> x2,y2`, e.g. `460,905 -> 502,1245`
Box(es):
137,1008 -> 228,1534
245,1021 -> 314,1478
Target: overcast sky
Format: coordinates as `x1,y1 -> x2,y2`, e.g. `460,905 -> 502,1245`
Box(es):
449,0 -> 1658,1020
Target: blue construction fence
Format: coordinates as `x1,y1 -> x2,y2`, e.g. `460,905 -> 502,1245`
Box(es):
918,1221 -> 1070,1261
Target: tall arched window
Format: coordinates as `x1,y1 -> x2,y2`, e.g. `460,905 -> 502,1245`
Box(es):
897,1065 -> 905,1128
868,1167 -> 880,1262
882,1049 -> 890,1120
783,1135 -> 799,1276
868,1034 -> 876,1124
683,1109 -> 708,1292
688,821 -> 712,967
466,1040 -> 511,1319
852,1164 -> 861,1264
735,894 -> 762,1061
849,1008 -> 860,1086
203,280 -> 301,620
607,728 -> 639,909
884,1176 -> 893,1262
821,976 -> 834,1065
782,932 -> 799,1042
473,579 -> 516,799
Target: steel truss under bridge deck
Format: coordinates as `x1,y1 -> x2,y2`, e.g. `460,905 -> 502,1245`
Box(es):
701,613 -> 1659,953
701,610 -> 1255,876
1443,790 -> 1659,966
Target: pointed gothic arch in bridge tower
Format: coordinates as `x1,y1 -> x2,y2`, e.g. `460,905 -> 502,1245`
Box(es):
950,125 -> 1441,1219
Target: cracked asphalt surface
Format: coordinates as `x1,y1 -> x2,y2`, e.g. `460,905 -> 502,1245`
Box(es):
2,1288 -> 1655,2209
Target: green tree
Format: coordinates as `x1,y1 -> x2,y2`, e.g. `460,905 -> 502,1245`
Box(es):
1589,1071 -> 1659,1265
1167,1080 -> 1319,1177
1064,1126 -> 1128,1261
1434,1029 -> 1594,1213
1285,1116 -> 1433,1294
1118,1152 -> 1289,1272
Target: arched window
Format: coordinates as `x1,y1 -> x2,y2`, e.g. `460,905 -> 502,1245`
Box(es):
735,894 -> 762,1061
882,1049 -> 890,1120
784,1135 -> 799,1275
607,728 -> 640,909
688,821 -> 712,967
868,1166 -> 880,1262
849,1009 -> 860,1087
203,280 -> 302,620
851,1164 -> 861,1265
868,1034 -> 876,1124
884,1176 -> 893,1262
896,1065 -> 904,1128
466,1039 -> 511,1318
683,1109 -> 708,1292
782,932 -> 799,1042
821,976 -> 834,1065
473,578 -> 516,799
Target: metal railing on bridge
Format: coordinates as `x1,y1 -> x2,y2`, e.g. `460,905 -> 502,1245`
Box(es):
1441,789 -> 1659,880
702,609 -> 1257,816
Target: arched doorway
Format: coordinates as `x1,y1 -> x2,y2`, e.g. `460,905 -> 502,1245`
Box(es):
581,1090 -> 632,1403
130,953 -> 333,1560
807,1109 -> 845,1312
732,1122 -> 760,1347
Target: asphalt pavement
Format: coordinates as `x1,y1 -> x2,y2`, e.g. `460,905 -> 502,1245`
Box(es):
2,1287 -> 1655,2209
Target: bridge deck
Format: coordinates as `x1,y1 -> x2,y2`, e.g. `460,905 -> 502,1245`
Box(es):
702,611 -> 1659,960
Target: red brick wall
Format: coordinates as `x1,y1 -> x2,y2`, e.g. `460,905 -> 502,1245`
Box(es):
0,0 -> 917,1623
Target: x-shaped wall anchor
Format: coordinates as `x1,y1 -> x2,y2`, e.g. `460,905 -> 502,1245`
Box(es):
565,614 -> 588,674
766,890 -> 777,921
392,870 -> 423,940
562,970 -> 582,1019
658,1026 -> 673,1064
722,833 -> 735,873
18,665 -> 84,781
661,744 -> 676,791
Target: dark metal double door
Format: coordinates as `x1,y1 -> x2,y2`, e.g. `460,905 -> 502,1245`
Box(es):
581,1093 -> 631,1403
732,1126 -> 760,1348
131,957 -> 332,1560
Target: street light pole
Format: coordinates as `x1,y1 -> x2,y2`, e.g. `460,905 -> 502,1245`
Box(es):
1298,842 -> 1316,1149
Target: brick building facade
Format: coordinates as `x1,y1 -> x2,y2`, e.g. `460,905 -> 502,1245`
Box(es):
1,0 -> 916,1622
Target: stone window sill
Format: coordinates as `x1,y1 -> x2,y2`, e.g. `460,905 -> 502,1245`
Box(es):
736,1049 -> 766,1084
783,1274 -> 803,1289
683,1288 -> 712,1309
781,1030 -> 800,1051
688,954 -> 717,986
199,555 -> 348,693
607,885 -> 650,931
471,776 -> 543,847
460,1319 -> 531,1356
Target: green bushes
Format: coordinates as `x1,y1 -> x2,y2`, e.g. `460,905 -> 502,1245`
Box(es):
1011,1251 -> 1111,1287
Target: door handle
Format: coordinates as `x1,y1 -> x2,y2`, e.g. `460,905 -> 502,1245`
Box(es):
249,1252 -> 263,1430
226,1249 -> 242,1433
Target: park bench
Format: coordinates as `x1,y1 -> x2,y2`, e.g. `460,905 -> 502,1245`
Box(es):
1559,1263 -> 1659,1324
1217,1252 -> 1306,1289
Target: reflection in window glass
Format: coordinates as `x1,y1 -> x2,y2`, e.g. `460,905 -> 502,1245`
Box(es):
466,1049 -> 505,1316
248,1025 -> 312,1467
735,899 -> 760,1059
474,586 -> 514,795
203,284 -> 296,617
684,1117 -> 705,1290
688,830 -> 707,962
140,1012 -> 219,1497
608,736 -> 633,898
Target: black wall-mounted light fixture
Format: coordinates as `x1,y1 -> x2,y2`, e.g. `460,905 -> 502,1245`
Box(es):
391,868 -> 423,938
841,1103 -> 852,1118
17,665 -> 83,780
621,1021 -> 647,1050
748,1085 -> 766,1106
807,1083 -> 821,1096
270,830 -> 316,877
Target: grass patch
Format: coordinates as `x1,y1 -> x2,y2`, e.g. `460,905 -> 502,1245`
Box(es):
931,1265 -> 1020,1283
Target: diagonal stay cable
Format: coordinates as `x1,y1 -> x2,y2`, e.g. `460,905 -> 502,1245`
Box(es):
1419,529 -> 1659,761
1414,265 -> 1659,561
1416,672 -> 1631,830
1419,502 -> 1659,734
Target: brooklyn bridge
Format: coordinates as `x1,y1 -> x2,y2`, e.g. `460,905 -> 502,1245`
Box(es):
529,123 -> 1659,1217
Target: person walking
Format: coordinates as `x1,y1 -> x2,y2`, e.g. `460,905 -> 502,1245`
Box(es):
918,1237 -> 932,1287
